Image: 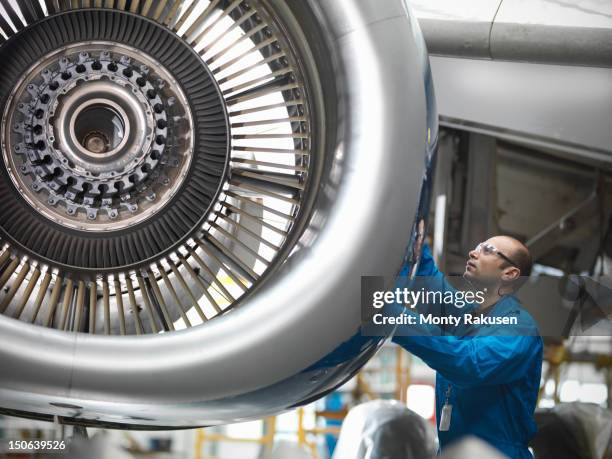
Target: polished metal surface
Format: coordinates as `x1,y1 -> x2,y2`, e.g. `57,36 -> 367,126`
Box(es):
409,0 -> 501,59
410,0 -> 612,67
2,42 -> 193,229
491,0 -> 612,67
0,0 -> 433,426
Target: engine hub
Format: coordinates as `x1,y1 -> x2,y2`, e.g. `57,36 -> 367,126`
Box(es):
0,12 -> 230,270
4,43 -> 193,230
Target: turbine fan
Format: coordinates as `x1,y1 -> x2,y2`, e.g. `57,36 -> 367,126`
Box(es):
0,0 -> 435,428
0,0 -> 314,335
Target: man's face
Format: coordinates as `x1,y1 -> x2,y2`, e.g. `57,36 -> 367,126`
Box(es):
464,236 -> 518,287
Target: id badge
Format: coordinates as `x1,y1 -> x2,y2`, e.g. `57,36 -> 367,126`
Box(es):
439,404 -> 452,431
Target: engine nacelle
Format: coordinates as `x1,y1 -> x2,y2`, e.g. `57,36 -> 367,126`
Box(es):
0,0 -> 436,428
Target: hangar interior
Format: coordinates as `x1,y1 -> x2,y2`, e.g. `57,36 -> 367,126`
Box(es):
0,0 -> 611,458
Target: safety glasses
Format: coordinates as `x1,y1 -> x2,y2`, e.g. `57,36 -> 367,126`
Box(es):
474,242 -> 520,270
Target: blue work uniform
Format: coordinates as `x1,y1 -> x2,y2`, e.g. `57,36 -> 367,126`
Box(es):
392,245 -> 543,458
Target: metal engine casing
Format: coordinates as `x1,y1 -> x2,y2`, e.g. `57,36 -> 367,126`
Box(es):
0,0 -> 436,428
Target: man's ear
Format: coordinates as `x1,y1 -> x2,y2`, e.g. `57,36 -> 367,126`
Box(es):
502,266 -> 520,282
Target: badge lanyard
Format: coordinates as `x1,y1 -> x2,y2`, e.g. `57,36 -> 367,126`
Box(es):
439,384 -> 452,431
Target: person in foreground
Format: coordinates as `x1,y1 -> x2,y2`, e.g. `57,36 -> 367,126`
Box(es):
392,236 -> 543,459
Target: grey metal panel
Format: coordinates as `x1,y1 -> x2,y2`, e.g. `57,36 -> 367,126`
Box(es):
411,0 -> 612,67
409,0 -> 502,58
491,0 -> 612,67
416,19 -> 492,59
430,56 -> 612,161
494,0 -> 612,29
491,24 -> 612,67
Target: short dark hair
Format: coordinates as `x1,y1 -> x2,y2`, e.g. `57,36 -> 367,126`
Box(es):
503,237 -> 533,290
512,243 -> 533,278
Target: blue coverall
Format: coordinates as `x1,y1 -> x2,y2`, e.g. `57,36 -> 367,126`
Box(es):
392,245 -> 543,458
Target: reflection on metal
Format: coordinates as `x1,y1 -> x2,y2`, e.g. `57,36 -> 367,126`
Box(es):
431,132 -> 456,271
0,0 -> 434,427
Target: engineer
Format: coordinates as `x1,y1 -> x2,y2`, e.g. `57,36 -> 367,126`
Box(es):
391,236 -> 543,459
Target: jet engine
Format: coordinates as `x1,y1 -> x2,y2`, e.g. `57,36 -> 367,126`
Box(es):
0,0 -> 436,428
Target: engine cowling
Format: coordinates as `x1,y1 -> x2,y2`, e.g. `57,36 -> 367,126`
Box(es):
0,0 -> 436,428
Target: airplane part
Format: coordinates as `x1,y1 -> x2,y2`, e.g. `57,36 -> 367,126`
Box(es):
0,0 -> 435,427
410,0 -> 612,68
410,0 -> 612,165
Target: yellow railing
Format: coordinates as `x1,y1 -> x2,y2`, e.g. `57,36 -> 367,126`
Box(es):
195,416 -> 276,459
296,407 -> 341,459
